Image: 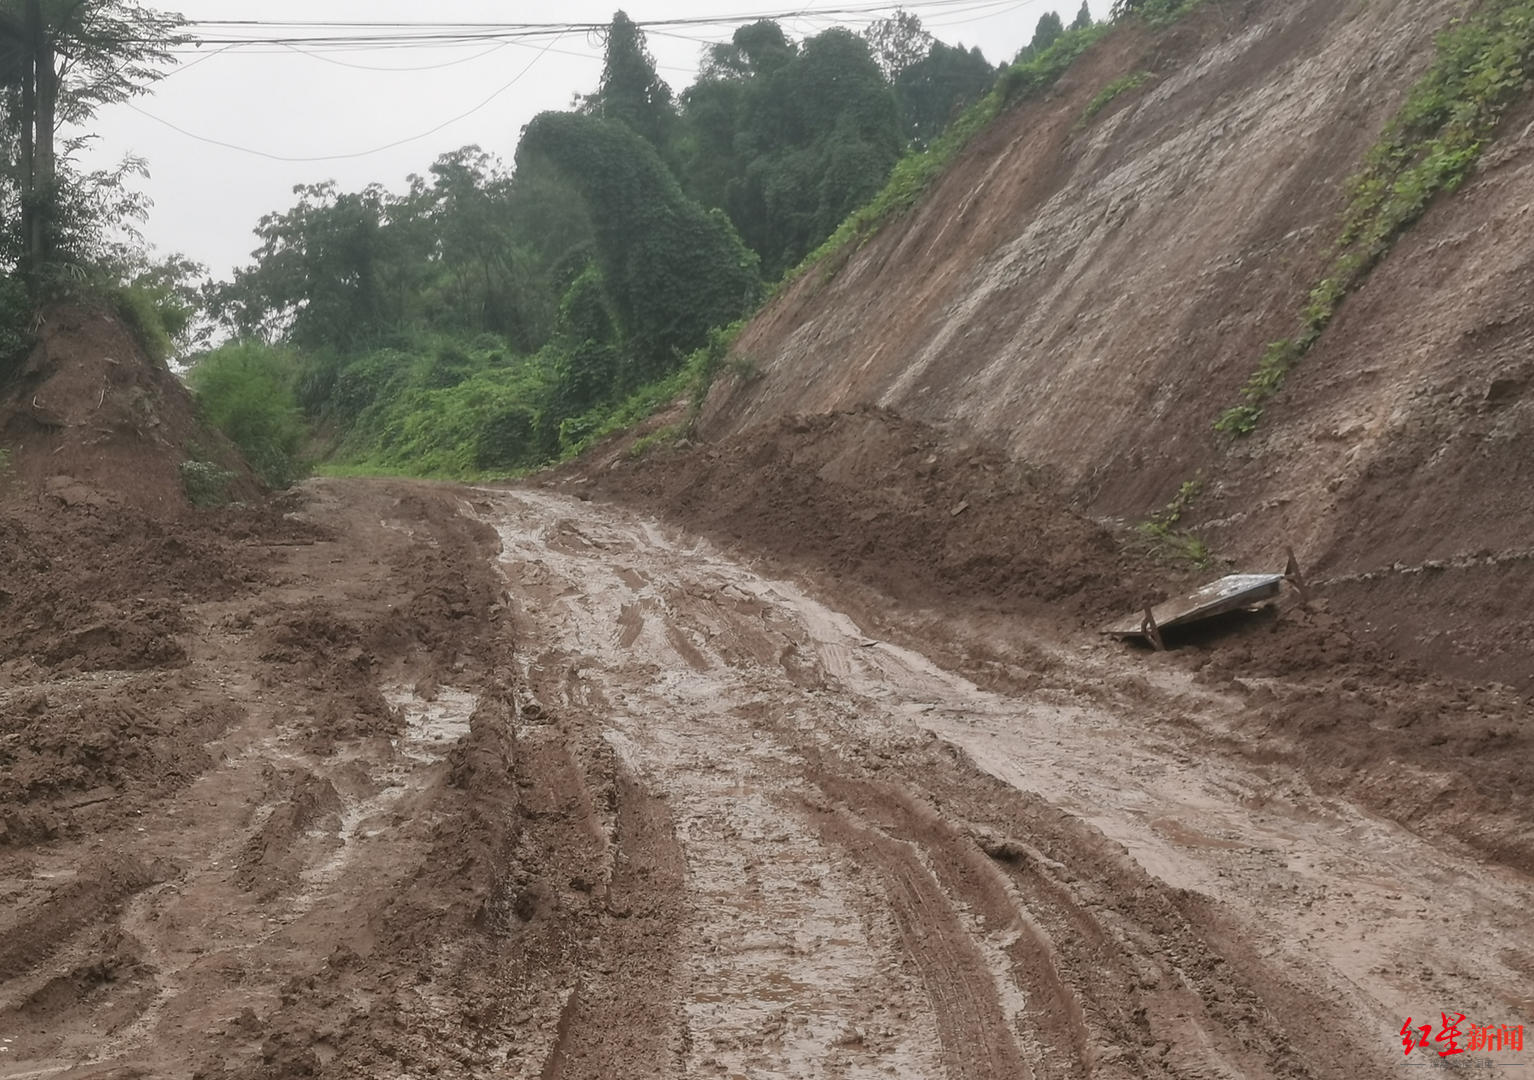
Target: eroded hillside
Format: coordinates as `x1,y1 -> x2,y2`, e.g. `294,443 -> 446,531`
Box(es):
703,0 -> 1534,687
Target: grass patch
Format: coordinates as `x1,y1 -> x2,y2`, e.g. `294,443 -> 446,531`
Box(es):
627,422 -> 688,460
1216,0 -> 1534,436
1136,478 -> 1212,567
1079,70 -> 1155,125
1137,522 -> 1212,567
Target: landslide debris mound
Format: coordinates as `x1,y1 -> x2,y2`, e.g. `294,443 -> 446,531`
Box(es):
574,406 -> 1172,624
0,304 -> 306,848
0,304 -> 280,681
0,304 -> 259,512
696,0 -> 1534,689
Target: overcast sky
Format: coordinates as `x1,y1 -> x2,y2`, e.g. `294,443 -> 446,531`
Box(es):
75,0 -> 1093,280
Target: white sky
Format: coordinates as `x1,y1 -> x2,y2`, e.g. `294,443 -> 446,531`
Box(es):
75,0 -> 1093,280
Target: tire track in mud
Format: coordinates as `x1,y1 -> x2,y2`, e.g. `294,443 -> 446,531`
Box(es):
494,497 -> 954,1079
537,771 -> 688,1080
813,776 -> 1089,1079
813,807 -> 1033,1079
0,854 -> 175,985
479,488 -> 1534,1079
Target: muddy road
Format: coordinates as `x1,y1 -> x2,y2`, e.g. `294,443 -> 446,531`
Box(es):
3,480 -> 1531,1078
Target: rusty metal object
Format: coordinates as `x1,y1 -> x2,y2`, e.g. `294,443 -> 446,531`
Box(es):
1284,546 -> 1310,605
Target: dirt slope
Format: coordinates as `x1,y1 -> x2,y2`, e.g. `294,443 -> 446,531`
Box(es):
700,0 -> 1534,687
0,305 -> 260,512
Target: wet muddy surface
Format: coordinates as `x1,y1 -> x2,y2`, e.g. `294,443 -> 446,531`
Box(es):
2,479 -> 1530,1077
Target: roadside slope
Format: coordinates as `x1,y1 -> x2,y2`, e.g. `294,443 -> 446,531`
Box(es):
700,0 -> 1534,686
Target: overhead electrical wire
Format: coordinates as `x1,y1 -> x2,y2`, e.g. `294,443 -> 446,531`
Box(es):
122,0 -> 1044,163
126,33 -> 565,163
158,0 -> 1037,47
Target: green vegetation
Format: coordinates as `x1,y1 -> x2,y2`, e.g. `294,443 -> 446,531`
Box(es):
0,275 -> 32,370
186,343 -> 306,487
1216,0 -> 1534,436
628,423 -> 688,460
192,9 -> 1112,482
1137,479 -> 1211,567
1080,70 -> 1155,125
107,255 -> 203,365
178,458 -> 235,508
1111,0 -> 1212,27
7,4 -> 1137,486
791,20 -> 1112,284
0,2 -> 187,365
516,113 -> 761,382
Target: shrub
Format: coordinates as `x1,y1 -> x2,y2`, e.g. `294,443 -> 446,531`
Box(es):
109,279 -> 196,366
179,459 -> 235,507
186,342 -> 308,487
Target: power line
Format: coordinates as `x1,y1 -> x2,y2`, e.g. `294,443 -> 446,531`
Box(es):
124,0 -> 1050,163
125,34 -> 564,164
148,0 -> 1037,46
273,39 -> 517,73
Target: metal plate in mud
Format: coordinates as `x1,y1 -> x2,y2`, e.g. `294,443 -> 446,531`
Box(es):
1103,573 -> 1285,640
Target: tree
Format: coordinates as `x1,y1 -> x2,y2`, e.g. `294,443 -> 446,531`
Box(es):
863,10 -> 932,80
1071,2 -> 1094,30
894,41 -> 995,146
585,10 -> 675,152
0,0 -> 184,285
728,28 -> 901,276
699,19 -> 795,81
413,147 -> 552,351
1028,12 -> 1066,57
517,111 -> 760,384
211,182 -> 404,349
1109,0 -> 1170,17
680,20 -> 797,217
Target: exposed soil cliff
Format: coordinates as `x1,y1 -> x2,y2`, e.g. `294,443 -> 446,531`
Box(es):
0,305 -> 262,512
701,0 -> 1534,688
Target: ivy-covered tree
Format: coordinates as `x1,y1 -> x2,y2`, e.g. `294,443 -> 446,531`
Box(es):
699,18 -> 796,81
517,110 -> 761,384
544,263 -> 620,433
583,10 -> 675,153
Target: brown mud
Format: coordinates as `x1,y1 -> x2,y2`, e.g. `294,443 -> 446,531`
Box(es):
2,316 -> 1530,1076
4,463 -> 1531,1076
568,408 -> 1534,874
